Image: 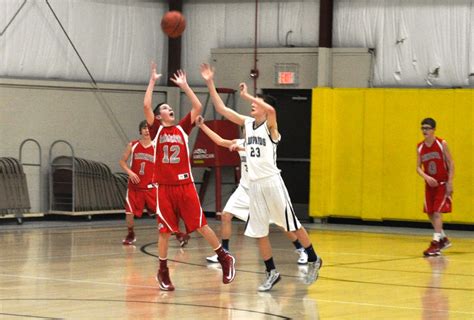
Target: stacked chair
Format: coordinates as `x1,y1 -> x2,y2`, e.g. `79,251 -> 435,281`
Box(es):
50,156 -> 126,213
0,157 -> 31,218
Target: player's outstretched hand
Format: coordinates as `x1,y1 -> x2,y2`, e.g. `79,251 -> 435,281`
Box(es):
196,115 -> 204,127
150,62 -> 162,82
200,63 -> 214,82
129,172 -> 140,184
229,143 -> 240,152
170,69 -> 188,88
239,82 -> 248,96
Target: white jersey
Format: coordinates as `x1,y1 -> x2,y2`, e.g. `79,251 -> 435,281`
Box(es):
235,138 -> 249,189
243,117 -> 281,181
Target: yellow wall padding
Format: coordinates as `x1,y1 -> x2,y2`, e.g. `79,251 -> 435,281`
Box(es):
310,88 -> 474,224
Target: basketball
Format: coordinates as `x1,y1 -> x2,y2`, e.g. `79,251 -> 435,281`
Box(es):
161,11 -> 186,38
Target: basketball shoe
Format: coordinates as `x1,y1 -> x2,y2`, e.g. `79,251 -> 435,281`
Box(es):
206,254 -> 219,263
258,269 -> 281,292
423,240 -> 441,256
217,253 -> 236,284
156,267 -> 175,291
440,237 -> 452,251
122,231 -> 136,245
304,255 -> 323,285
296,248 -> 308,265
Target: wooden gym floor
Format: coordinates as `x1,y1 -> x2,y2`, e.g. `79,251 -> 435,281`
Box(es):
0,217 -> 473,319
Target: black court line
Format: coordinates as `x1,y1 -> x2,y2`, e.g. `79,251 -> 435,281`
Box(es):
0,299 -> 290,320
141,242 -> 474,293
0,312 -> 62,320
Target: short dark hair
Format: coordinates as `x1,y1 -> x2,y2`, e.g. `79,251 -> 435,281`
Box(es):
421,118 -> 436,128
139,120 -> 148,133
256,93 -> 277,108
153,102 -> 166,115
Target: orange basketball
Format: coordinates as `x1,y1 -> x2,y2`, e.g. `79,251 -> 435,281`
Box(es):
161,11 -> 186,38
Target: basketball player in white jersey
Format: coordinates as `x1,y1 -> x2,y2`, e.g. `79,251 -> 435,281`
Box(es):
201,63 -> 322,291
195,115 -> 308,265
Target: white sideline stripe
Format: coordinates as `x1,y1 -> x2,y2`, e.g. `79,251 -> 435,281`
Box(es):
0,273 -> 472,315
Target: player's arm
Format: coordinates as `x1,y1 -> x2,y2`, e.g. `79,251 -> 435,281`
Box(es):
239,82 -> 279,140
144,62 -> 162,126
195,115 -> 234,148
170,69 -> 202,124
416,147 -> 438,187
442,140 -> 454,196
200,63 -> 246,126
119,143 -> 140,184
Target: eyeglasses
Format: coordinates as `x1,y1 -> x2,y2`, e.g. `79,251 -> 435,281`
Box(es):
421,126 -> 433,131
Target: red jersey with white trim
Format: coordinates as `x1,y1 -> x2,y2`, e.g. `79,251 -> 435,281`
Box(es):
128,140 -> 155,190
417,137 -> 449,183
149,112 -> 195,185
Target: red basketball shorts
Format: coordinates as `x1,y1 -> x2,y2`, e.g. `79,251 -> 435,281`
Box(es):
155,183 -> 207,233
125,187 -> 157,217
424,183 -> 452,214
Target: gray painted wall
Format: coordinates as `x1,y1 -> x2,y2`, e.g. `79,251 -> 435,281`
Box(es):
211,47 -> 372,89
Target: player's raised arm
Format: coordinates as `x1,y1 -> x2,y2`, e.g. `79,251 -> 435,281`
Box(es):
144,62 -> 162,126
195,115 -> 237,149
119,143 -> 140,184
239,82 -> 279,139
200,63 -> 246,126
170,69 -> 202,124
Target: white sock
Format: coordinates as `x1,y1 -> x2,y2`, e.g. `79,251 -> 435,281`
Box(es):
433,233 -> 441,242
440,230 -> 447,239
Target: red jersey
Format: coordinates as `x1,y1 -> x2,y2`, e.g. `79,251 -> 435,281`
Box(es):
417,137 -> 449,183
149,112 -> 195,185
128,140 -> 155,190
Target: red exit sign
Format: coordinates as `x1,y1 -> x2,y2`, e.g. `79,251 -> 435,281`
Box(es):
278,71 -> 295,84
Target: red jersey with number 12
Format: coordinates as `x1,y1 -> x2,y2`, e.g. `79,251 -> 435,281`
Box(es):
417,137 -> 449,183
128,140 -> 155,190
149,112 -> 195,185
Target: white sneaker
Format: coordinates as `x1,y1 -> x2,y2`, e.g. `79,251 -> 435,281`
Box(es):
304,256 -> 323,285
206,254 -> 219,263
258,269 -> 281,292
296,248 -> 308,265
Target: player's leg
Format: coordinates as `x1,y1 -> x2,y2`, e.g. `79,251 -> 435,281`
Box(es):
206,210 -> 233,263
246,180 -> 281,291
423,185 -> 451,256
282,230 -> 308,265
155,185 -> 180,290
257,236 -> 281,292
205,186 -> 250,263
179,184 -> 236,284
156,231 -> 174,291
266,174 -> 322,283
123,188 -> 144,245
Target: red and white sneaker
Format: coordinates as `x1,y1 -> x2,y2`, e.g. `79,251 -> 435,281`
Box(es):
423,240 -> 441,256
218,253 -> 236,284
175,232 -> 190,248
156,268 -> 175,291
440,237 -> 452,251
122,232 -> 136,245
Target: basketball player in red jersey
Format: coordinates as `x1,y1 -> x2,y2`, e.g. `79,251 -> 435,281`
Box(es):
144,62 -> 236,291
417,118 -> 454,256
119,120 -> 157,245
120,121 -> 189,247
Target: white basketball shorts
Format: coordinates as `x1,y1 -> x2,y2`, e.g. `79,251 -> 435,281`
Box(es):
245,173 -> 301,238
223,184 -> 249,222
